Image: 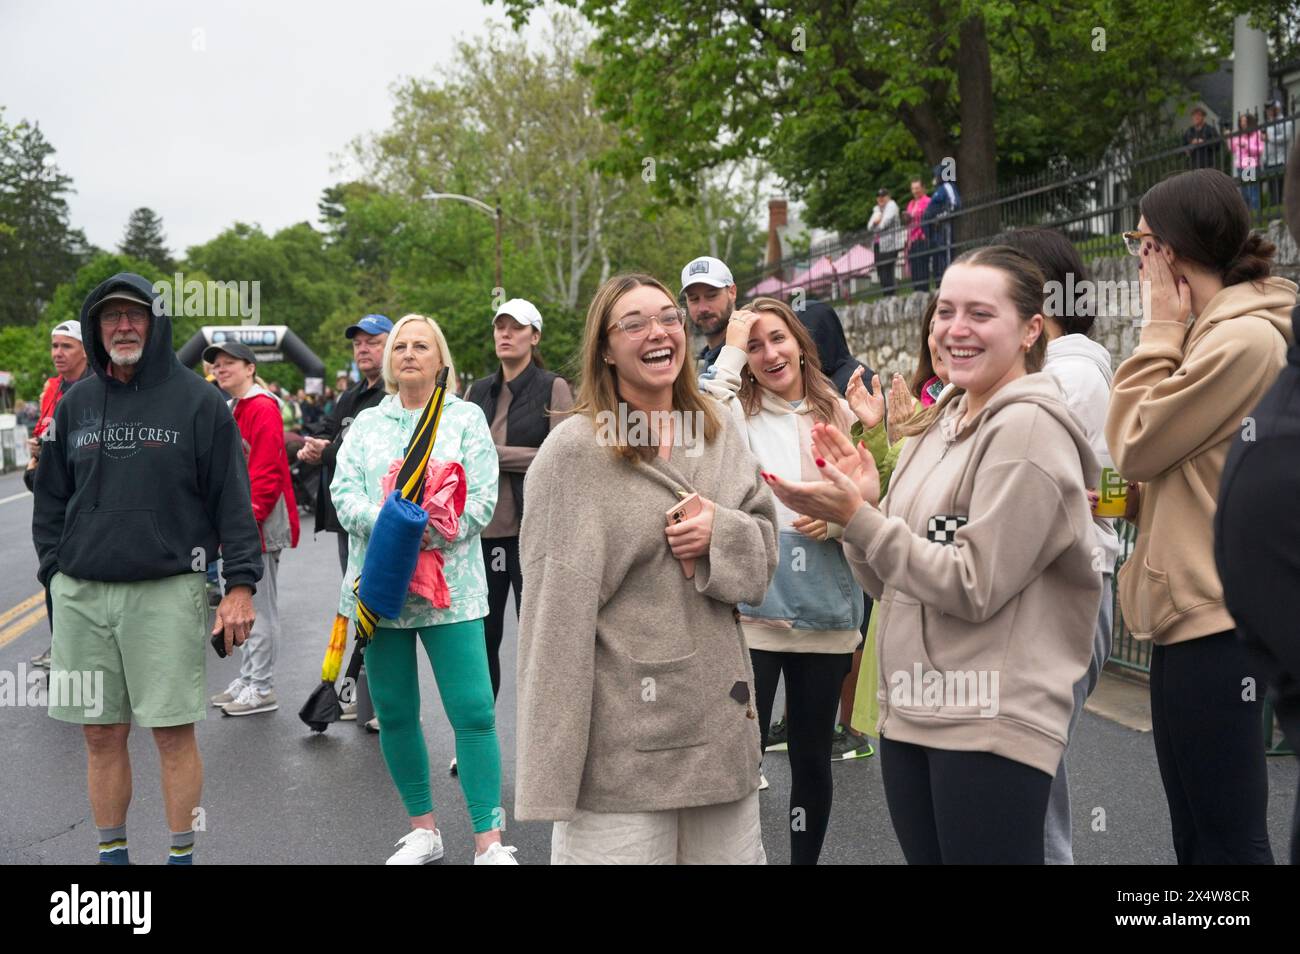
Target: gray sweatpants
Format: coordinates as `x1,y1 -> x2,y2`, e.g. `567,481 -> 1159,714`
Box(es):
1044,573 -> 1114,864
239,549 -> 281,693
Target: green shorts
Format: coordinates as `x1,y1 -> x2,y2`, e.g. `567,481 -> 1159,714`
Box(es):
48,571 -> 209,727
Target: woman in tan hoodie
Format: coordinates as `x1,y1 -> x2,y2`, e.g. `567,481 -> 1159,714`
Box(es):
1107,168 -> 1295,864
764,245 -> 1102,863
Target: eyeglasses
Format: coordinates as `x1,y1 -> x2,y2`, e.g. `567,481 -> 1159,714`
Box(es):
1121,231 -> 1159,256
608,308 -> 684,339
100,306 -> 151,326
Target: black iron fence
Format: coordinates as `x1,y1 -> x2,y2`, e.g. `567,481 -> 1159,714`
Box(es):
737,111 -> 1297,303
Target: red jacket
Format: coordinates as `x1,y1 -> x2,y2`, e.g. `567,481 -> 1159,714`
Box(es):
231,388 -> 300,552
34,376 -> 62,438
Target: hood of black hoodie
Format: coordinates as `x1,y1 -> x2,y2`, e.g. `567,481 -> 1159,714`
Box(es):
797,299 -> 864,393
82,272 -> 178,389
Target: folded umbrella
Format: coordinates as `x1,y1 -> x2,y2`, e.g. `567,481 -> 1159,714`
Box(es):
299,615 -> 349,732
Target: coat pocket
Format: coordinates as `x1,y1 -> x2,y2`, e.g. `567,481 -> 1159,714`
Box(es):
627,651 -> 708,752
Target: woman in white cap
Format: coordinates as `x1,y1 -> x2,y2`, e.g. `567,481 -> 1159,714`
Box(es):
465,299 -> 573,706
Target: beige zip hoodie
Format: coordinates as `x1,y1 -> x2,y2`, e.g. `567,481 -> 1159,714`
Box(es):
841,373 -> 1102,777
1106,277 -> 1296,645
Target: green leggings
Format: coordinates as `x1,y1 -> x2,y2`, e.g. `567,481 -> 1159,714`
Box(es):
366,618 -> 502,832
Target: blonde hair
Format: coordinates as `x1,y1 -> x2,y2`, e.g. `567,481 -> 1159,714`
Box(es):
572,273 -> 722,462
382,313 -> 459,395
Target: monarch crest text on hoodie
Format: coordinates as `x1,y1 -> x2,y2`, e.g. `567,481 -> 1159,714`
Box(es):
70,418 -> 184,459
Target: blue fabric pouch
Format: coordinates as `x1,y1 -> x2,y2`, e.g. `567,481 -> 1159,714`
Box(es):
358,490 -> 427,620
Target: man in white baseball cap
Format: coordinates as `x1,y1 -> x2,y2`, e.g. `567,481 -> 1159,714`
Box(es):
27,320 -> 89,474
679,256 -> 736,380
25,318 -> 92,668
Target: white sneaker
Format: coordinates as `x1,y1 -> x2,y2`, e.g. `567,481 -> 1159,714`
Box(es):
364,717 -> 380,733
473,843 -> 519,865
758,772 -> 770,791
339,701 -> 357,721
221,685 -> 278,716
385,828 -> 444,865
449,757 -> 458,776
211,678 -> 248,706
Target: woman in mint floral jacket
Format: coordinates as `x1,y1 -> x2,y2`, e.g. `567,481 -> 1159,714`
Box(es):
331,313 -> 517,865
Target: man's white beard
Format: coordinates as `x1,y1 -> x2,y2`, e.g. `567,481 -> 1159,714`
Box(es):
110,345 -> 143,365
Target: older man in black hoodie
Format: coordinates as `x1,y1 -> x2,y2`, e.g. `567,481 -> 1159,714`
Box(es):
1215,140 -> 1300,865
32,272 -> 262,866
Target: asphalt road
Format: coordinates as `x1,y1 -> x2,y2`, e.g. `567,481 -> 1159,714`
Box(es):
0,467 -> 1295,864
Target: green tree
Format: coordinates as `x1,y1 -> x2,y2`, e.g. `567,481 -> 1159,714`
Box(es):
0,109 -> 93,326
182,222 -> 361,392
344,14 -> 770,386
496,1 -> 1232,233
118,207 -> 173,272
353,14 -> 768,315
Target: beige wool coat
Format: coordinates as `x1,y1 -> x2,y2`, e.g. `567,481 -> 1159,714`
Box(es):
515,410 -> 778,820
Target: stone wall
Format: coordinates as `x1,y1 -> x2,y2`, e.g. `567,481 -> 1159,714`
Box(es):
833,220 -> 1298,382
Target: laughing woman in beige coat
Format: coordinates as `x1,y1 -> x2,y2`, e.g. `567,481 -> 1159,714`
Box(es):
515,273 -> 778,865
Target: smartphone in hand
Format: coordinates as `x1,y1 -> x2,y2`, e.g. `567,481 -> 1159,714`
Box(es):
666,492 -> 703,579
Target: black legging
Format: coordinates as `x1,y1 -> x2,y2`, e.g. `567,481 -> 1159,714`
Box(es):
880,736 -> 1053,864
481,536 -> 522,701
1150,631 -> 1274,864
752,649 -> 851,865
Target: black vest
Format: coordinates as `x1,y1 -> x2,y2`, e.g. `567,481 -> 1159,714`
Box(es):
467,361 -> 559,527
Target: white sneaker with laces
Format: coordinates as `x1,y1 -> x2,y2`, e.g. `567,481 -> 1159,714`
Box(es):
221,685 -> 278,716
386,828 -> 444,865
211,678 -> 248,707
473,843 -> 519,865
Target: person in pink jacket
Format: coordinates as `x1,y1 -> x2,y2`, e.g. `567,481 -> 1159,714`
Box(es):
905,179 -> 933,293
1230,113 -> 1264,212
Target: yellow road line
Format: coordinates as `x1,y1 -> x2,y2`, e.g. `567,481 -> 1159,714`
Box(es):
0,606 -> 47,648
0,592 -> 43,628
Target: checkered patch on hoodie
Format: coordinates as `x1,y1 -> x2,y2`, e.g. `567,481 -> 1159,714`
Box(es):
926,515 -> 968,544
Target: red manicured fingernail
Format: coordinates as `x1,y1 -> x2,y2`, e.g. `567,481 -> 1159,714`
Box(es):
815,458 -> 826,467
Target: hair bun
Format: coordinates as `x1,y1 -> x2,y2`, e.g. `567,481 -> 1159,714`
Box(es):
1222,231 -> 1275,285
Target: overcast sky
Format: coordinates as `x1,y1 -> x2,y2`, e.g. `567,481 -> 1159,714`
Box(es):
0,0 -> 539,256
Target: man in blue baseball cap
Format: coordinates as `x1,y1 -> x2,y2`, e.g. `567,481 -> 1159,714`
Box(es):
298,314 -> 392,567
297,314 -> 391,722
